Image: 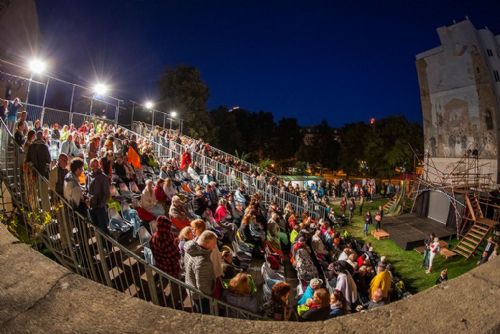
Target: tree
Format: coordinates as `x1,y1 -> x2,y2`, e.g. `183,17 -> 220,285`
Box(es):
157,65 -> 213,140
296,120 -> 340,171
210,106 -> 243,153
271,117 -> 302,161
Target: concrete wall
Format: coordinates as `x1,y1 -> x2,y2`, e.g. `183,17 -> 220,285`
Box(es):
416,19 -> 500,184
1,223 -> 500,333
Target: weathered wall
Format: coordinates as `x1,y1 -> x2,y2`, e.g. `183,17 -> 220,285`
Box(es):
416,20 -> 500,184
1,223 -> 500,334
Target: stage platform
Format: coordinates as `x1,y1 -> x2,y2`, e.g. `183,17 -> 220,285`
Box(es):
382,214 -> 455,250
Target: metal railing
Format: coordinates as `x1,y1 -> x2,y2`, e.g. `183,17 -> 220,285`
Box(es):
133,121 -> 328,219
0,118 -> 263,320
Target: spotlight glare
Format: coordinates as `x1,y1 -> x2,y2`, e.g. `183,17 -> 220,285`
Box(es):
144,101 -> 154,109
93,83 -> 109,96
170,110 -> 178,118
28,58 -> 46,74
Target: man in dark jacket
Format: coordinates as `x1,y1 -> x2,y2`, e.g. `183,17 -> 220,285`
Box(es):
49,153 -> 69,196
26,131 -> 51,178
87,158 -> 111,233
183,230 -> 217,314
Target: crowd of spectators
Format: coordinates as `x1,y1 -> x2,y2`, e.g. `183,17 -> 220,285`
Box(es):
3,98 -> 410,320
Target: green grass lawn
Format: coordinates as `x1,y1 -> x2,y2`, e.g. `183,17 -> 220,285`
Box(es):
340,198 -> 479,293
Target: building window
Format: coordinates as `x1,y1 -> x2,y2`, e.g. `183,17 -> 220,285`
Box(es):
487,49 -> 493,57
494,70 -> 500,82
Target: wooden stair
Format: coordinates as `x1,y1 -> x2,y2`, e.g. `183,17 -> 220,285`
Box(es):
454,218 -> 493,259
382,196 -> 397,214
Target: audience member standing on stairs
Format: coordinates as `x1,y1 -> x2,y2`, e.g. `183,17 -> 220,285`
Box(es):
25,131 -> 52,178
87,158 -> 111,233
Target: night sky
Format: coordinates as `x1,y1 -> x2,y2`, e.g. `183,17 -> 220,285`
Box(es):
36,0 -> 500,127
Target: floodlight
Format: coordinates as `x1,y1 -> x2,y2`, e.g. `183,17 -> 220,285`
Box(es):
170,111 -> 178,118
93,82 -> 109,96
145,101 -> 154,109
28,58 -> 47,74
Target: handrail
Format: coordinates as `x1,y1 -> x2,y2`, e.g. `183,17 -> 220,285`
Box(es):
133,121 -> 329,219
0,117 -> 263,320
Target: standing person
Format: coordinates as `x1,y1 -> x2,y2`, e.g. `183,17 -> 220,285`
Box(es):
64,158 -> 88,216
25,131 -> 52,178
87,158 -> 111,233
150,216 -> 183,307
6,98 -> 22,132
426,237 -> 441,274
340,197 -> 347,217
478,237 -> 496,265
364,211 -> 372,236
49,153 -> 69,196
348,198 -> 356,223
374,210 -> 382,232
422,232 -> 436,270
358,194 -> 365,216
184,230 -> 217,314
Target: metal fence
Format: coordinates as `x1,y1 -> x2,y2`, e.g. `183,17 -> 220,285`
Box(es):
0,118 -> 263,320
133,121 -> 328,219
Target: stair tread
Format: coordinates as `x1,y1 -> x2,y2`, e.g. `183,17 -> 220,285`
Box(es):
458,240 -> 479,250
453,248 -> 470,257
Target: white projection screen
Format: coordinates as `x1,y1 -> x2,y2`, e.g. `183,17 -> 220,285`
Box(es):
427,190 -> 451,224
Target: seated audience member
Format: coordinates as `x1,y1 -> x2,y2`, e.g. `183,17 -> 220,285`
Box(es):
356,288 -> 385,311
60,134 -> 80,158
300,288 -> 331,321
329,289 -> 347,318
154,178 -> 169,209
223,272 -> 258,314
369,262 -> 392,301
262,282 -> 291,321
169,195 -> 190,230
221,248 -> 241,280
298,278 -> 323,306
435,269 -> 448,285
140,179 -> 165,218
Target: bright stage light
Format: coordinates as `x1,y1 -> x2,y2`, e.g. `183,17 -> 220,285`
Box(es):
145,101 -> 154,109
28,58 -> 47,74
93,82 -> 109,96
170,110 -> 178,118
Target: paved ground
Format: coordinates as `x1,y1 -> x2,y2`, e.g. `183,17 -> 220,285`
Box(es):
1,223 -> 500,334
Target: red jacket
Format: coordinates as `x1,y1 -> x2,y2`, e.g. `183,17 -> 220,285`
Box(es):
150,217 -> 181,278
154,185 -> 168,203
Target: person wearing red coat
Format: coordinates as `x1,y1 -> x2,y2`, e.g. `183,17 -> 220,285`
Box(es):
180,151 -> 192,170
154,179 -> 169,210
150,216 -> 183,307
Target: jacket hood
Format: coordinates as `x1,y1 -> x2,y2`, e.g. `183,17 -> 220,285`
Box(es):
64,172 -> 78,183
184,240 -> 211,257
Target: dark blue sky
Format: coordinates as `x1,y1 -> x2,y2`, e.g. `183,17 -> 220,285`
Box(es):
36,0 -> 500,127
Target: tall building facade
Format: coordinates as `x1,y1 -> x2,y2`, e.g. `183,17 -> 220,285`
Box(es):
416,19 -> 500,187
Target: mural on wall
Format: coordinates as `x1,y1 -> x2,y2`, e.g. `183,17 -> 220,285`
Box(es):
426,95 -> 496,159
